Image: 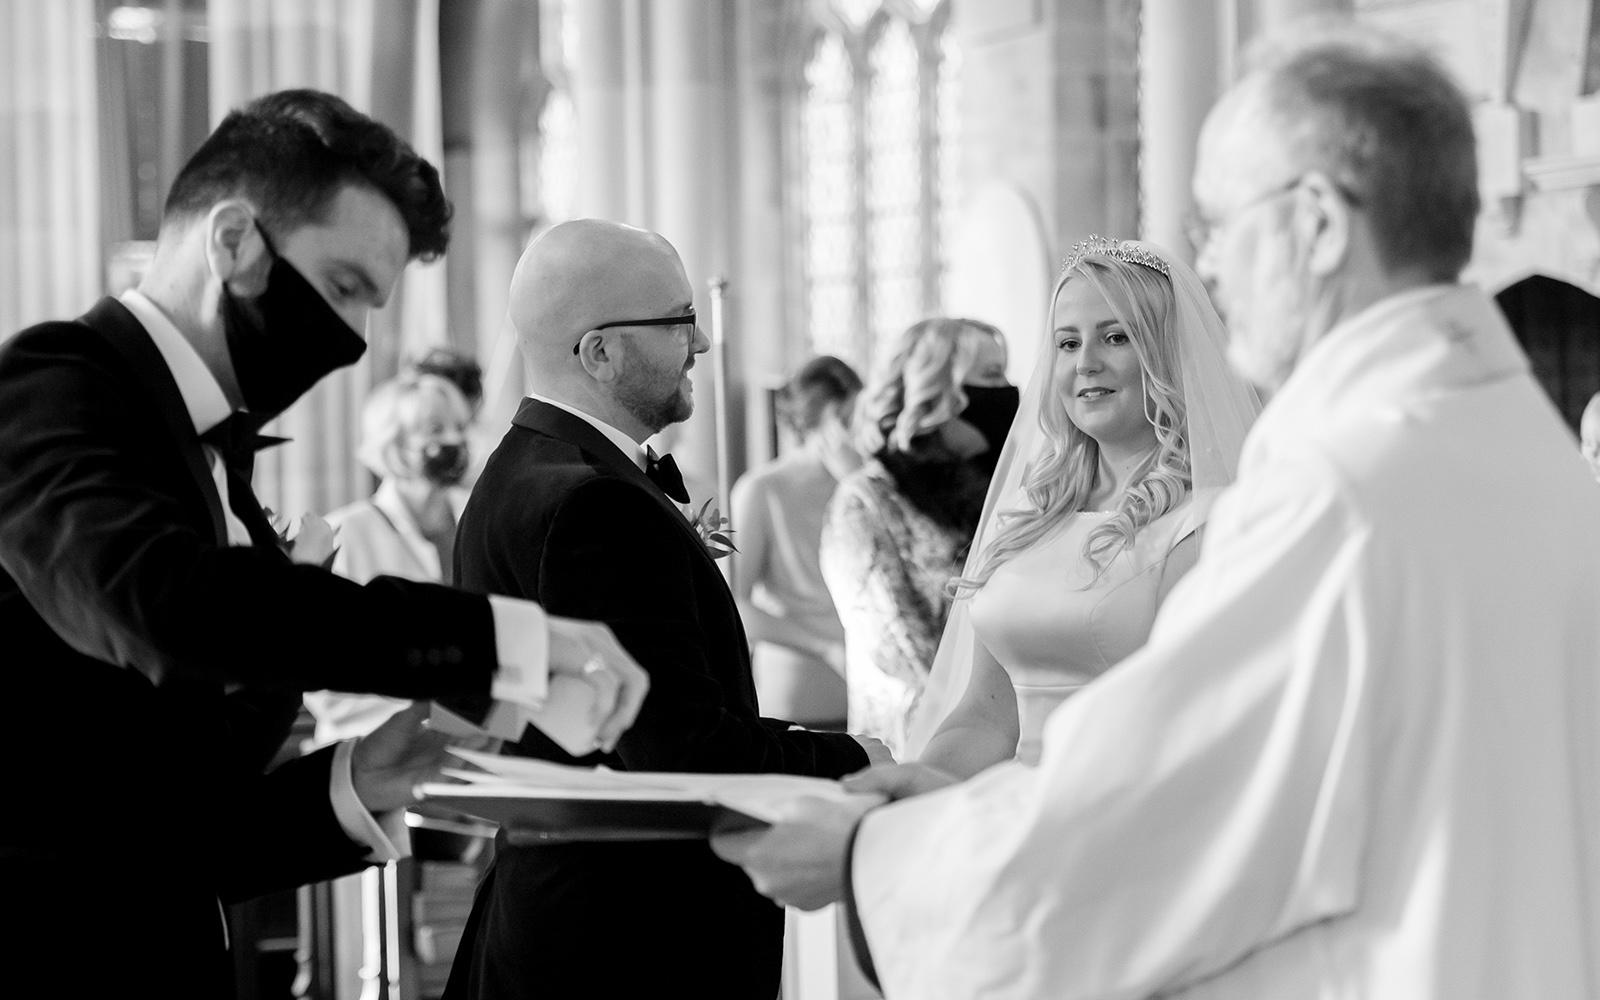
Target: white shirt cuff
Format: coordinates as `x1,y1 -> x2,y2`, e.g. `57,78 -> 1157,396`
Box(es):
488,594 -> 550,707
329,739 -> 408,862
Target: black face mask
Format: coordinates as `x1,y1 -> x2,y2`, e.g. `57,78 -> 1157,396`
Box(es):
960,383 -> 1021,475
420,441 -> 469,488
221,221 -> 368,422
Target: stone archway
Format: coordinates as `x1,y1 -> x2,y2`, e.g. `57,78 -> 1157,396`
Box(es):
1494,274 -> 1600,430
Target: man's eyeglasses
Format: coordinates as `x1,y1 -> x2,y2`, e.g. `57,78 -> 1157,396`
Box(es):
573,311 -> 698,355
1183,174 -> 1364,257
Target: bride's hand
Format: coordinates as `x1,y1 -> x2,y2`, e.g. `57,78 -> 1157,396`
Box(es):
842,762 -> 958,802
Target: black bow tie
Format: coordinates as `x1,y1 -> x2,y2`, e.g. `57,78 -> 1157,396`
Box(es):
201,413 -> 285,480
646,452 -> 691,504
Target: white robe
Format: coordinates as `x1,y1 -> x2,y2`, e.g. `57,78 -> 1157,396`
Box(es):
851,285 -> 1600,999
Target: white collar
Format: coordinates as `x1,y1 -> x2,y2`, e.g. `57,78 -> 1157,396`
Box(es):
525,391 -> 649,472
118,289 -> 234,437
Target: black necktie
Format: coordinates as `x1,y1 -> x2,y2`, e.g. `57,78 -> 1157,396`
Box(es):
646,452 -> 691,504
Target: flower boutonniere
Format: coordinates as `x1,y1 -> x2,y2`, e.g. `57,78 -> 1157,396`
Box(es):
688,498 -> 737,560
264,509 -> 341,570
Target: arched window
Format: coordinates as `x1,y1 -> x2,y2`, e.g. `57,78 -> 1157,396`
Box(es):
792,0 -> 960,372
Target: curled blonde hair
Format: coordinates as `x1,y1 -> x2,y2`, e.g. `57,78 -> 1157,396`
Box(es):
952,255 -> 1191,593
853,317 -> 992,458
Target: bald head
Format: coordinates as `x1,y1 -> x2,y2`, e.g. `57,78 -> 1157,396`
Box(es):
510,218 -> 693,377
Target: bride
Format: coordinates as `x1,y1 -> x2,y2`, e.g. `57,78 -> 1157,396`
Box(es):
907,236 -> 1261,774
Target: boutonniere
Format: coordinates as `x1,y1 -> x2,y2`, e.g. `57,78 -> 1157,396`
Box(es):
264,509 -> 340,570
688,498 -> 737,561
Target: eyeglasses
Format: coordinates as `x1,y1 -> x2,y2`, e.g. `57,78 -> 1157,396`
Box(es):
572,311 -> 698,355
1184,175 -> 1365,257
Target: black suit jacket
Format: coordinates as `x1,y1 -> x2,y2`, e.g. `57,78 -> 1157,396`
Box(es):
445,398 -> 868,1000
0,298 -> 504,998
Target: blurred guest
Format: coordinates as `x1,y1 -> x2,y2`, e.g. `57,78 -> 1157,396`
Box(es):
957,320 -> 1020,477
305,370 -> 474,743
1581,391 -> 1600,482
410,345 -> 493,488
731,355 -> 864,729
821,318 -> 996,756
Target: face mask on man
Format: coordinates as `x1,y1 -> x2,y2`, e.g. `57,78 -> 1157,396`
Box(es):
419,441 -> 470,488
220,220 -> 368,421
960,384 -> 1021,475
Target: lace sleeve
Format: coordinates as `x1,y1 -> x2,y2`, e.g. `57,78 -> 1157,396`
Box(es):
822,482 -> 943,688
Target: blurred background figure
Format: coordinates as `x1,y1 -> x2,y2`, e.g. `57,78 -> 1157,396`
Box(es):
303,370 -> 482,1000
408,347 -> 491,490
821,318 -> 998,757
958,320 -> 1021,478
731,355 -> 864,730
1581,391 -> 1600,482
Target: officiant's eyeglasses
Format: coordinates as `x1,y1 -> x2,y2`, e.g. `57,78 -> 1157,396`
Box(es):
1183,174 -> 1364,256
573,311 -> 698,354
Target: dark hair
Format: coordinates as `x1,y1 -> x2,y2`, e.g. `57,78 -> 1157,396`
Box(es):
410,347 -> 484,410
163,88 -> 451,261
778,355 -> 862,435
1252,23 -> 1478,281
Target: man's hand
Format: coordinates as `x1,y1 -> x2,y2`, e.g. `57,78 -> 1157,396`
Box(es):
842,762 -> 959,802
851,734 -> 895,766
545,615 -> 650,753
350,701 -> 494,814
710,794 -> 878,911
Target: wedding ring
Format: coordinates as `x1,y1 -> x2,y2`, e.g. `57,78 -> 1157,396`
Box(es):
581,657 -> 605,676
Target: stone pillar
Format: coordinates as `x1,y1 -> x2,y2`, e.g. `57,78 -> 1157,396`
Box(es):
1138,0 -> 1224,260
647,0 -> 738,504
571,0 -> 633,221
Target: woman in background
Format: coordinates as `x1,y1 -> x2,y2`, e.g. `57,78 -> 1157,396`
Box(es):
820,318 -> 1001,757
731,355 -> 864,729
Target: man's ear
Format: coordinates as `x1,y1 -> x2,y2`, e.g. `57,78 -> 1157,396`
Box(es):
575,330 -> 620,383
1297,171 -> 1352,278
204,200 -> 269,295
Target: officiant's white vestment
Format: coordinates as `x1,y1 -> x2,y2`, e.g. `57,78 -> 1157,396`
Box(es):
852,285 -> 1600,999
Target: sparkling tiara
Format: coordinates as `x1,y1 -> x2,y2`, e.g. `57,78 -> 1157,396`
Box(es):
1060,235 -> 1170,277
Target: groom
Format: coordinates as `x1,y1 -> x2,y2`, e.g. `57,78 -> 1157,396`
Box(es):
445,219 -> 887,999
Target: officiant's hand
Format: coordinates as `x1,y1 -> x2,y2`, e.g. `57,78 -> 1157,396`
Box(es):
546,615 -> 650,752
350,701 -> 495,814
851,734 -> 895,766
842,762 -> 959,802
710,794 -> 879,911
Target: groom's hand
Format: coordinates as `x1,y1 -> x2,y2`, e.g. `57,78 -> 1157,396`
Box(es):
710,794 -> 878,911
842,762 -> 959,802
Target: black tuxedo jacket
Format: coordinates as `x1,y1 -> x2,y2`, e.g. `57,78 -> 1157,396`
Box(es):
0,298 -> 504,997
445,398 -> 868,1000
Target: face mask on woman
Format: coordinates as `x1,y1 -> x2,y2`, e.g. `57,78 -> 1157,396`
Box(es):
417,440 -> 470,487
959,384 -> 1021,475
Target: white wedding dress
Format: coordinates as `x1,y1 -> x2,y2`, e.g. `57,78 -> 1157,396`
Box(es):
968,499 -> 1202,764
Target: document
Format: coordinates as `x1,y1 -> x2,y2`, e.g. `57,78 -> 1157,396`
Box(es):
418,748 -> 883,842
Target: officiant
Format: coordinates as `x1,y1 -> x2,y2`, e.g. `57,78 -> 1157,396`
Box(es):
714,20 -> 1600,999
0,88 -> 647,998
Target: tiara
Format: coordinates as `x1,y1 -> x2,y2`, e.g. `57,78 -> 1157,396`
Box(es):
1060,235 -> 1169,277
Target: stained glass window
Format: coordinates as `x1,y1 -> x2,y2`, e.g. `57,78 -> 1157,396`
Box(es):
802,34 -> 860,363
793,1 -> 958,371
866,19 -> 922,349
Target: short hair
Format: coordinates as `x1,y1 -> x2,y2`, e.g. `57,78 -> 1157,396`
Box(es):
409,347 -> 484,411
1247,20 -> 1479,281
356,372 -> 471,477
855,317 -> 992,459
777,355 -> 863,436
163,89 -> 451,261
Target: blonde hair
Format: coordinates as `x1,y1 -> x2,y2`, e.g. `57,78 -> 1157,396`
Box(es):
357,372 -> 471,477
952,255 -> 1191,594
854,317 -> 992,458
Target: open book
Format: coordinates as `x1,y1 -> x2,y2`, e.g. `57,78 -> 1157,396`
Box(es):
418,747 -> 883,843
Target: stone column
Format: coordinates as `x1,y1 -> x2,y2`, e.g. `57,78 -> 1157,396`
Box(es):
647,0 -> 738,504
1138,0 -> 1224,260
571,0 -> 633,221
